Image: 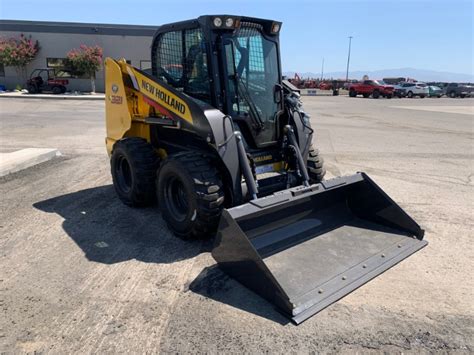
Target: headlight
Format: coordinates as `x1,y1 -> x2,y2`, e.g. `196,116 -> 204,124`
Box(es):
225,17 -> 234,28
213,17 -> 222,27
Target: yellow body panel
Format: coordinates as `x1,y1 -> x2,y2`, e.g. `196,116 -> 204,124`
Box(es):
105,57 -> 195,156
105,58 -> 156,156
105,58 -> 133,155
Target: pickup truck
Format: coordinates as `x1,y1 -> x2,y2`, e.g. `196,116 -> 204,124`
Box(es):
445,83 -> 474,98
349,80 -> 394,99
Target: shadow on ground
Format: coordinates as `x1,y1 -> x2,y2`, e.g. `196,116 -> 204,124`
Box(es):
188,265 -> 290,325
33,184 -> 206,264
33,184 -> 288,322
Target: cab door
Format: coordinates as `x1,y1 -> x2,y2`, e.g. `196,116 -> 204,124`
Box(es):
361,80 -> 373,93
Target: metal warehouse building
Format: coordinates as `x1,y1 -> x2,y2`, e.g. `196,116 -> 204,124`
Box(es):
0,20 -> 157,92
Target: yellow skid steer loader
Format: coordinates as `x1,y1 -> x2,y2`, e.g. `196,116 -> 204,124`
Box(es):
105,15 -> 427,324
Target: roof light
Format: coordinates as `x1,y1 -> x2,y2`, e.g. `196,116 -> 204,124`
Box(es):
271,23 -> 280,33
225,17 -> 234,28
213,17 -> 222,27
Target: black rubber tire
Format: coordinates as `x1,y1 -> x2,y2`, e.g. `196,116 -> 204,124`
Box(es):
52,86 -> 62,94
307,145 -> 326,183
407,91 -> 414,98
157,152 -> 225,239
372,90 -> 380,99
460,94 -> 466,98
386,94 -> 393,99
449,91 -> 457,98
349,89 -> 357,97
27,85 -> 37,94
420,95 -> 425,99
111,137 -> 159,207
362,93 -> 370,98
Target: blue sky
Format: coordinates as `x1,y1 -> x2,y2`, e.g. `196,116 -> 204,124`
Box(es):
1,0 -> 472,75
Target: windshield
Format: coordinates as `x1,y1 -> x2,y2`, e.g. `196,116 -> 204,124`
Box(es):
224,25 -> 280,131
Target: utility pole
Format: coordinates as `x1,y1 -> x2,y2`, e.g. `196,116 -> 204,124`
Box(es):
320,57 -> 325,81
345,36 -> 353,83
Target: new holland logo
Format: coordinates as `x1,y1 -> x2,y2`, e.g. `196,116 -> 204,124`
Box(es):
127,68 -> 192,122
140,80 -> 187,115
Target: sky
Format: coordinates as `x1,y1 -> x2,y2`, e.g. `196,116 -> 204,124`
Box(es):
0,0 -> 472,75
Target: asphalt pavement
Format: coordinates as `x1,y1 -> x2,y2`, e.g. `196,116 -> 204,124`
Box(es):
0,96 -> 472,353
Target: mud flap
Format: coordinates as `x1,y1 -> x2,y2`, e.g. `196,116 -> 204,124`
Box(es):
212,173 -> 427,324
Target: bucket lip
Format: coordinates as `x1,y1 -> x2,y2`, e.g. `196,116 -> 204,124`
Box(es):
290,238 -> 428,325
226,173 -> 365,220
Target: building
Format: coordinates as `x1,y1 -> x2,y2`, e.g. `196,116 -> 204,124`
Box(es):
0,20 -> 157,92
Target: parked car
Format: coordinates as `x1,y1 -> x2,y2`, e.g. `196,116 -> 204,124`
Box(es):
393,84 -> 405,98
394,82 -> 429,98
428,86 -> 443,98
445,83 -> 474,98
348,80 -> 394,98
26,68 -> 69,94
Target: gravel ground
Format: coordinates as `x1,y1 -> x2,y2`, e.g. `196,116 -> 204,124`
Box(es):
0,97 -> 473,353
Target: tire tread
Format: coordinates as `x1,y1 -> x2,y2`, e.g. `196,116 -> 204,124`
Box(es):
158,151 -> 225,239
307,145 -> 326,183
112,137 -> 159,207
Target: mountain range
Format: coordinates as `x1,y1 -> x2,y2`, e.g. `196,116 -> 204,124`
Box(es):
283,68 -> 474,83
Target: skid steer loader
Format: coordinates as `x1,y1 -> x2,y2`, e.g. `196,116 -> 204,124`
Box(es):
105,15 -> 427,324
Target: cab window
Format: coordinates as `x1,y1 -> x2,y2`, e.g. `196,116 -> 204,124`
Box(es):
154,28 -> 211,104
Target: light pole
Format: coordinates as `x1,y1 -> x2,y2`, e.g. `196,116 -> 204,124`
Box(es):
345,36 -> 353,83
320,57 -> 324,81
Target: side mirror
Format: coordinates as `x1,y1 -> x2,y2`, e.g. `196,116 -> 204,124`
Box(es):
273,83 -> 283,104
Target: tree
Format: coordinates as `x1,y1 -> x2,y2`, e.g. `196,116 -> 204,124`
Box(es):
0,34 -> 40,86
66,45 -> 103,93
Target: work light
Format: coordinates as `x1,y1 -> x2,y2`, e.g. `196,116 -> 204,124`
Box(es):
213,17 -> 222,27
225,17 -> 234,28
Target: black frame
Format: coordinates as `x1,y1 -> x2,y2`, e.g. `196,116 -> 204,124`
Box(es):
151,15 -> 283,117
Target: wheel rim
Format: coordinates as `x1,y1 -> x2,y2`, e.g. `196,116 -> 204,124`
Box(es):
164,176 -> 189,222
115,155 -> 132,193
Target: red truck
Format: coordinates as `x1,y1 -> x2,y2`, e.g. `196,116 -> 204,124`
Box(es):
349,79 -> 394,99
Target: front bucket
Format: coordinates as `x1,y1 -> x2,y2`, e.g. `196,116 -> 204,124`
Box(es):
212,173 -> 427,324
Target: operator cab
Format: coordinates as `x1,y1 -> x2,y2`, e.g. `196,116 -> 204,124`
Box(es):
151,15 -> 284,149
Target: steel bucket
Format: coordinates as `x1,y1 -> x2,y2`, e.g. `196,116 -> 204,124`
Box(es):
212,173 -> 427,324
